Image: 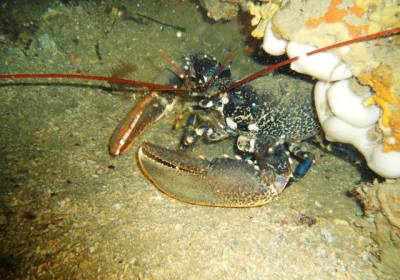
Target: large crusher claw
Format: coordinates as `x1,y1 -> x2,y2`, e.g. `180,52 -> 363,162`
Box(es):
109,92 -> 177,156
138,142 -> 288,207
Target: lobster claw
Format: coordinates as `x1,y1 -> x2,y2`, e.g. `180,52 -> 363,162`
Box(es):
109,92 -> 178,156
138,142 -> 289,207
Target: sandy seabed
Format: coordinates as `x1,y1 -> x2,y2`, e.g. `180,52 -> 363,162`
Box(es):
0,1 -> 398,279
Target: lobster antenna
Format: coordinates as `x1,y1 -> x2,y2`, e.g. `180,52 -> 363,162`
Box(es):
0,73 -> 189,93
204,26 -> 400,102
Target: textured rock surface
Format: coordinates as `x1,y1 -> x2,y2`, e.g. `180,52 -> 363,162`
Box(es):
271,0 -> 400,152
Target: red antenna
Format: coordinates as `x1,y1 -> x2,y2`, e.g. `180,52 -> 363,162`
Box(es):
0,73 -> 189,93
204,26 -> 400,102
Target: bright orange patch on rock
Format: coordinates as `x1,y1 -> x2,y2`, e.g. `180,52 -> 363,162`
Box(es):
359,65 -> 400,152
306,0 -> 369,37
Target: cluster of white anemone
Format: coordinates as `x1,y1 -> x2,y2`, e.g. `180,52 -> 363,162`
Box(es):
262,22 -> 400,179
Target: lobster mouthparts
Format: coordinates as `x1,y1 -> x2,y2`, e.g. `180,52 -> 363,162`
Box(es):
138,142 -> 288,207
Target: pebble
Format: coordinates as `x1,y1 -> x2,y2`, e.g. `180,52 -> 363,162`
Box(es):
113,203 -> 121,210
321,229 -> 334,244
334,218 -> 348,226
175,224 -> 183,230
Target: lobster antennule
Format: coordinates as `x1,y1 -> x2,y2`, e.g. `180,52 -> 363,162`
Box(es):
156,44 -> 197,91
202,46 -> 240,92
204,26 -> 400,103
